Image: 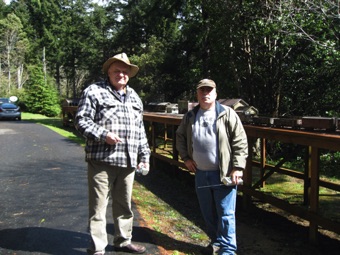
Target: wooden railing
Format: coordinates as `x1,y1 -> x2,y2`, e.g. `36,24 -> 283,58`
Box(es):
143,112 -> 340,243
61,106 -> 78,127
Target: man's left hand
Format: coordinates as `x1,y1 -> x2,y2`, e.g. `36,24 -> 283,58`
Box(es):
229,170 -> 243,185
138,162 -> 149,170
137,162 -> 150,175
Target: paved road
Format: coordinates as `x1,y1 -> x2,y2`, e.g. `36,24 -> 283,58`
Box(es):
0,121 -> 158,255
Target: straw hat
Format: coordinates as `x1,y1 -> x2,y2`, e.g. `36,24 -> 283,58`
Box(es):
102,53 -> 139,77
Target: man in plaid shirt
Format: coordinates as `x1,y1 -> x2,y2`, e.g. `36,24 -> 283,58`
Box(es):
75,53 -> 150,255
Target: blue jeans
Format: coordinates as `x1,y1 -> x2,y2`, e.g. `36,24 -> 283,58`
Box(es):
195,169 -> 237,255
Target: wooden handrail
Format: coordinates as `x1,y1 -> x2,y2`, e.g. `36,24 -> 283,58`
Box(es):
143,112 -> 340,243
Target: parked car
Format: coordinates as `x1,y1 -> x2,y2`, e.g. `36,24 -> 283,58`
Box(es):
0,103 -> 21,120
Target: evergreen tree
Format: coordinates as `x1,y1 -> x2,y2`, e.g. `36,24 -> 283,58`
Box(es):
24,64 -> 61,117
1,0 -> 338,116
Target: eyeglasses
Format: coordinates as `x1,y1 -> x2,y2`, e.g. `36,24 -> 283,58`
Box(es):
110,70 -> 129,76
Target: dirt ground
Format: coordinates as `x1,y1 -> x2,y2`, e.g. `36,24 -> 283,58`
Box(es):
136,163 -> 340,255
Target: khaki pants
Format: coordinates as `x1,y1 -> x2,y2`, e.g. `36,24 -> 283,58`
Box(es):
87,161 -> 135,251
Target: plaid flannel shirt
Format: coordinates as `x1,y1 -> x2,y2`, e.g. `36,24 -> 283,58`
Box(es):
75,80 -> 150,168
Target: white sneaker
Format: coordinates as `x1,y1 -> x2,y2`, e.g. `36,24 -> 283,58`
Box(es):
94,252 -> 104,255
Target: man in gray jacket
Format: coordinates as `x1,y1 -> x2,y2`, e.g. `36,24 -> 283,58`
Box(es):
176,79 -> 248,255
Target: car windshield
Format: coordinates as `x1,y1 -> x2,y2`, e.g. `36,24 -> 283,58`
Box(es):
0,98 -> 10,104
1,103 -> 18,109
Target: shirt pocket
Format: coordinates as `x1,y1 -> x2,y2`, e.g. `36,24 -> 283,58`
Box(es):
96,100 -> 119,125
131,104 -> 143,124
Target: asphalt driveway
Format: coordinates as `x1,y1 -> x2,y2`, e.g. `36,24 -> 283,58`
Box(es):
0,120 -> 157,255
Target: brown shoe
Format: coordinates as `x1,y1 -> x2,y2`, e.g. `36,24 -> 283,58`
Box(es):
114,243 -> 146,254
86,249 -> 105,255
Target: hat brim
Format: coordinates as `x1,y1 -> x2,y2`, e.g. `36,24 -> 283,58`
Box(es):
196,79 -> 216,89
102,58 -> 139,78
197,84 -> 216,89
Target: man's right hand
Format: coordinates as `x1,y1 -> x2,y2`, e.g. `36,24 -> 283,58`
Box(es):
184,159 -> 197,173
105,132 -> 122,145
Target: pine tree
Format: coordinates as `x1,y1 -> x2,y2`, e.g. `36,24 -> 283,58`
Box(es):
24,64 -> 61,117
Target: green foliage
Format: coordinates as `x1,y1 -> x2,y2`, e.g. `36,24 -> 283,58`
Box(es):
320,151 -> 340,180
24,64 -> 61,117
263,142 -> 340,181
132,36 -> 170,102
0,0 -> 338,117
0,12 -> 29,96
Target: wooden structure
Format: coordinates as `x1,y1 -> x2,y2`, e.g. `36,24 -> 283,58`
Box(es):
143,112 -> 340,243
61,99 -> 79,127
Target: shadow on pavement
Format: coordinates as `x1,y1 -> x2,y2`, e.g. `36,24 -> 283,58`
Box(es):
0,227 -> 89,254
106,224 -> 203,255
0,224 -> 204,255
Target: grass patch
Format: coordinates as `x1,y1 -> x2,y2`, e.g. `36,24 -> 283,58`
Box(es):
133,181 -> 209,248
22,112 -> 85,146
252,170 -> 340,221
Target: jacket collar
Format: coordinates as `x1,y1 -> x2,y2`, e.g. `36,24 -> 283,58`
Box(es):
192,101 -> 225,117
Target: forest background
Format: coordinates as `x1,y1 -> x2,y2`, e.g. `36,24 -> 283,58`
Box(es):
0,0 -> 339,117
